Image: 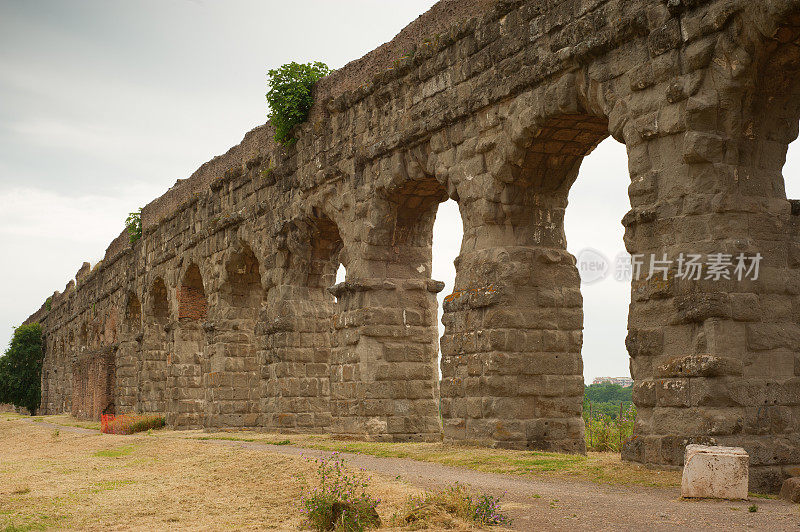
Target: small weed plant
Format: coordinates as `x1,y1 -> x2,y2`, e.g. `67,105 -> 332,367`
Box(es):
299,453 -> 381,531
266,61 -> 330,145
396,483 -> 511,529
473,492 -> 509,526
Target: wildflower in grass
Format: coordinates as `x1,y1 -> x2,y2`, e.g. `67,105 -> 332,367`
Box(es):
299,453 -> 381,531
396,483 -> 511,528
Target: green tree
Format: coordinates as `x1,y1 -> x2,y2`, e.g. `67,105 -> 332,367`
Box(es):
0,323 -> 44,414
266,61 -> 330,145
583,383 -> 633,420
584,383 -> 632,404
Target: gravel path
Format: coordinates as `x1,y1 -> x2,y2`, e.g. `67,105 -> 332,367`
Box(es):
25,420 -> 800,530
207,439 -> 800,531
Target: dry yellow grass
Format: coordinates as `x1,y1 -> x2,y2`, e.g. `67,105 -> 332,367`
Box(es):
0,414 -> 439,531
173,431 -> 682,489
15,413 -> 682,489
29,414 -> 100,431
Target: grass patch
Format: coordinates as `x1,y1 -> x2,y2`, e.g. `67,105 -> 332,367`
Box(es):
393,483 -> 510,529
195,435 -> 292,446
0,416 -> 418,530
3,522 -> 47,531
181,433 -> 681,488
1,514 -> 56,532
196,436 -> 257,443
93,445 -> 136,458
89,480 -> 136,494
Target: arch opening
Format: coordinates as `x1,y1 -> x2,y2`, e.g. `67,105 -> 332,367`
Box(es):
329,170 -> 448,441
205,242 -> 265,428
432,199 -> 462,382
440,112 -> 613,453
149,277 -> 169,321
307,215 -> 345,297
264,214 -> 344,433
178,264 -> 208,321
223,242 -> 264,309
564,136 -> 632,450
123,291 -> 142,331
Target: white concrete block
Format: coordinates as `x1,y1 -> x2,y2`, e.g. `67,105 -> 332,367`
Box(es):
681,444 -> 749,499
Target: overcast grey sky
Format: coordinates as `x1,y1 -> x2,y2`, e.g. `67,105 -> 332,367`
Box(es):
2,1 -> 799,383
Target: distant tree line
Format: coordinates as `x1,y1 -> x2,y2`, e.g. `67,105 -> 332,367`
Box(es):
583,382 -> 633,420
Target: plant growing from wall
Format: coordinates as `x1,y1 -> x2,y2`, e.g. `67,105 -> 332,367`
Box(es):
45,297 -> 52,312
126,208 -> 142,244
266,61 -> 330,145
0,323 -> 44,414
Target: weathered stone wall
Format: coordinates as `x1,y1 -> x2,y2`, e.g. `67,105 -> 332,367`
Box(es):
24,0 -> 800,492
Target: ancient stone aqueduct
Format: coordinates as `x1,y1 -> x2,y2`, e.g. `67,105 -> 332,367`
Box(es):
24,0 -> 800,491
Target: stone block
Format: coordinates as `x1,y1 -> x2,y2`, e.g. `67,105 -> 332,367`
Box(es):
681,445 -> 749,499
780,477 -> 800,502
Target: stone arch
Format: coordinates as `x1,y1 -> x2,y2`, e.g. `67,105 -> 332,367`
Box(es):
169,263 -> 208,428
743,19 -> 800,198
123,291 -> 142,332
328,149 -> 448,441
262,210 -> 344,432
277,212 -> 345,296
132,277 -> 170,416
149,277 -> 169,321
178,264 -> 208,321
438,87 -> 614,453
221,241 -> 264,309
203,241 -> 264,428
385,175 -> 449,278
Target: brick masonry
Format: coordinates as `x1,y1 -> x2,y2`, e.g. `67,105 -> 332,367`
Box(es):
23,0 -> 800,492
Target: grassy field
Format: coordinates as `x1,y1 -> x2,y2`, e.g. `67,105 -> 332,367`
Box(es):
12,413 -> 682,490
0,413 -> 429,531
175,432 -> 681,489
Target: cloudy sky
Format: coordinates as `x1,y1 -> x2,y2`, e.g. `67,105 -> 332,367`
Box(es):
2,1 -> 798,383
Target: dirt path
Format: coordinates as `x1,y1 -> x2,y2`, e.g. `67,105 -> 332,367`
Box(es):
25,420 -> 800,530
206,439 -> 799,531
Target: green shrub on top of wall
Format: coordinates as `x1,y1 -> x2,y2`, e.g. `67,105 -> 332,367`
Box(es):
266,61 -> 330,145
